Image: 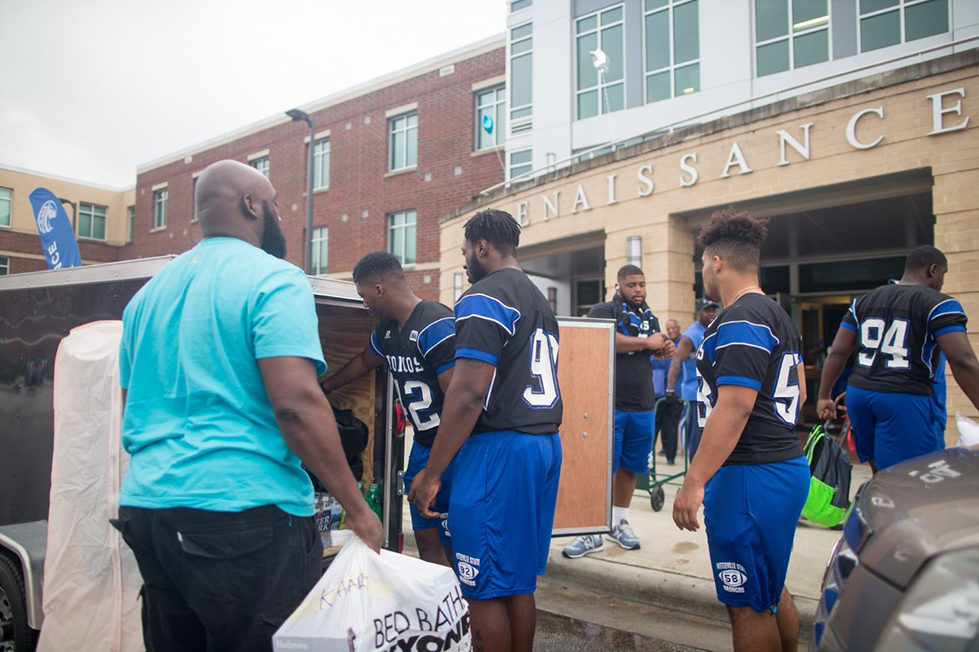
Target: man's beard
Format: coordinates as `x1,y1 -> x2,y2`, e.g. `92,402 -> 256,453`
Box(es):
261,203 -> 287,259
466,254 -> 487,283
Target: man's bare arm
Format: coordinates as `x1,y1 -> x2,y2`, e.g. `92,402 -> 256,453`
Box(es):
258,356 -> 383,551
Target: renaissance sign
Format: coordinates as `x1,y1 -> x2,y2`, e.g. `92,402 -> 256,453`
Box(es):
511,87 -> 971,227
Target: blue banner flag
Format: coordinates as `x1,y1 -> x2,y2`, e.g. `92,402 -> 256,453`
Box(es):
29,188 -> 82,270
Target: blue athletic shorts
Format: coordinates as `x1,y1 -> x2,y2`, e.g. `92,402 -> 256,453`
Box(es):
614,409 -> 655,475
402,441 -> 455,549
704,457 -> 810,612
448,431 -> 563,600
846,385 -> 944,471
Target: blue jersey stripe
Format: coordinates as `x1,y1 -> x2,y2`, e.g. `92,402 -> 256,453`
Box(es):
929,299 -> 966,321
454,293 -> 522,335
840,320 -> 858,332
716,321 -> 780,352
417,317 -> 455,357
369,331 -> 383,357
455,347 -> 499,366
716,375 -> 763,391
934,325 -> 967,339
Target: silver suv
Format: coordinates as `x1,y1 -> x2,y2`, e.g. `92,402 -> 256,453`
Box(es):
812,445 -> 979,650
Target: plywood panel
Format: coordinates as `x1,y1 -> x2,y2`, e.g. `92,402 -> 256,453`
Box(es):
553,322 -> 613,533
315,303 -> 376,491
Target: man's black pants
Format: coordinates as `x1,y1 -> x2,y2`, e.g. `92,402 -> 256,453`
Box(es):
654,399 -> 682,463
113,505 -> 322,652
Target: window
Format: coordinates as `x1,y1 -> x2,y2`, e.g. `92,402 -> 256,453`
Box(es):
576,5 -> 625,119
476,86 -> 506,150
0,188 -> 11,228
0,256 -> 8,276
509,149 -> 533,179
78,203 -> 107,240
153,188 -> 167,229
454,272 -> 464,302
859,0 -> 948,53
644,0 -> 701,102
388,210 -> 417,265
510,23 -> 533,131
313,139 -> 330,188
389,113 -> 418,171
755,0 -> 829,77
251,156 -> 270,179
311,226 -> 328,275
511,0 -> 532,11
127,206 -> 135,242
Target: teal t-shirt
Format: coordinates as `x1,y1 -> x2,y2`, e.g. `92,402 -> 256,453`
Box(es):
119,238 -> 327,516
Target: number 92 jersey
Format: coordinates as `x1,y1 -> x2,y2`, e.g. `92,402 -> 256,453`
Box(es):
696,293 -> 805,466
454,268 -> 563,436
370,301 -> 456,448
842,283 -> 967,396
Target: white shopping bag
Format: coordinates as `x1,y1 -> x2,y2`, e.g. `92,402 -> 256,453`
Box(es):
957,412 -> 979,447
273,537 -> 471,652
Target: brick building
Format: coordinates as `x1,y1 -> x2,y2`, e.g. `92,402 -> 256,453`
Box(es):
0,164 -> 132,275
131,35 -> 506,300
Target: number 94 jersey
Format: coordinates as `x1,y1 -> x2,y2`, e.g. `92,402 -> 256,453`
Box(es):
842,283 -> 967,397
370,301 -> 456,448
696,294 -> 805,466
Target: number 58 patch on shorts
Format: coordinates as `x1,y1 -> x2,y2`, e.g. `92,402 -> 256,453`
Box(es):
716,562 -> 748,594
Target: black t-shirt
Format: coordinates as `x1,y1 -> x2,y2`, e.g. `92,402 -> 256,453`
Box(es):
696,293 -> 804,466
370,301 -> 455,448
589,297 -> 660,412
454,267 -> 562,435
842,283 -> 967,397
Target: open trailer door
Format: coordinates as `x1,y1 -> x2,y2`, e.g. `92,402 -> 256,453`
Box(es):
552,316 -> 615,537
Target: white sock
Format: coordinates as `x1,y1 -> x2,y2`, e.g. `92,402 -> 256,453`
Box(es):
613,506 -> 629,526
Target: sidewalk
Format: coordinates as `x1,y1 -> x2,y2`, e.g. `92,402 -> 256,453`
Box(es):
399,444 -> 873,649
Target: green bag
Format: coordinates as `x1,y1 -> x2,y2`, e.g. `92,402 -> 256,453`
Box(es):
802,425 -> 852,528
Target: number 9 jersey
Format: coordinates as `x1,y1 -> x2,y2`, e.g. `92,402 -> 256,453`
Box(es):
841,283 -> 967,396
696,293 -> 805,465
453,267 -> 563,435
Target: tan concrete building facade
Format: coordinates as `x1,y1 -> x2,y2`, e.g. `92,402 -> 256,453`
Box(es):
441,52 -> 979,434
0,164 -> 133,274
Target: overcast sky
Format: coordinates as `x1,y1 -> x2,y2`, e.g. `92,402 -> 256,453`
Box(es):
0,0 -> 504,188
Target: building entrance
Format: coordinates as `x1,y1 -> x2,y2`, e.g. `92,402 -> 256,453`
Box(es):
686,172 -> 936,422
519,232 -> 607,317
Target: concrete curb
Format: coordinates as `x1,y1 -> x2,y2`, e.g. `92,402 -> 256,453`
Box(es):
401,523 -> 817,639
543,552 -> 818,634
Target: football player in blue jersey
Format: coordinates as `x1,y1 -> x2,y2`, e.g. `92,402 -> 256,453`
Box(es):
818,245 -> 979,471
409,209 -> 562,652
321,252 -> 457,566
674,207 -> 810,652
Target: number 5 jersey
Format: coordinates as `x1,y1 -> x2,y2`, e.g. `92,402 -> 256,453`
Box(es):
453,267 -> 563,435
696,293 -> 804,465
841,283 -> 967,396
370,301 -> 456,448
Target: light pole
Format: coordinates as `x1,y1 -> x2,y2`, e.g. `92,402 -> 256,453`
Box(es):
286,108 -> 316,274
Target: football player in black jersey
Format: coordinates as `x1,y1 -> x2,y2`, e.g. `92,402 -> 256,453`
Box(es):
673,208 -> 810,652
563,264 -> 674,558
818,245 -> 979,471
320,252 -> 457,566
409,209 -> 562,652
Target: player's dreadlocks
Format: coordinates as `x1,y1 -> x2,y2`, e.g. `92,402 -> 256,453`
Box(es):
463,209 -> 521,256
352,251 -> 406,285
698,206 -> 768,272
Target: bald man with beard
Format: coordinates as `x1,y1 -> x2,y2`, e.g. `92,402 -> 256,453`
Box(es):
113,160 -> 383,652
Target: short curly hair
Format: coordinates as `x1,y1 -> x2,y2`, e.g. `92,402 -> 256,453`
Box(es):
352,251 -> 405,285
698,207 -> 768,272
464,209 -> 521,256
